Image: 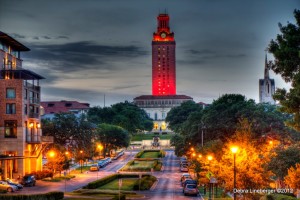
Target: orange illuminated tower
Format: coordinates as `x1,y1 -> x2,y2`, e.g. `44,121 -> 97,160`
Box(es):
152,13 -> 176,95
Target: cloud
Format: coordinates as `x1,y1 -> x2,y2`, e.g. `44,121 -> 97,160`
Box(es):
23,41 -> 148,73
9,33 -> 26,39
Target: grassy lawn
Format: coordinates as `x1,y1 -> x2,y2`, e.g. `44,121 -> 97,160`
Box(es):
120,160 -> 161,171
140,151 -> 160,158
42,175 -> 76,182
70,166 -> 90,174
131,134 -> 173,141
98,178 -> 138,190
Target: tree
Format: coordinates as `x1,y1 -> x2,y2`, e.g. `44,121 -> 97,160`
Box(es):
268,9 -> 300,131
285,163 -> 300,190
267,146 -> 300,180
216,119 -> 272,194
87,101 -> 153,133
44,146 -> 69,176
95,123 -> 130,157
42,113 -> 94,156
165,100 -> 202,133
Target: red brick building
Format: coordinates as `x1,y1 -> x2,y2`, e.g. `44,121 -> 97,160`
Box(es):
41,100 -> 90,120
0,31 -> 52,179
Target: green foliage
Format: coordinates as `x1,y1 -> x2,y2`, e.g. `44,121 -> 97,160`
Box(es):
112,194 -> 126,200
165,100 -> 202,133
42,113 -> 94,156
0,191 -> 64,200
96,123 -> 130,156
88,101 -> 153,133
83,174 -> 118,189
170,134 -> 186,156
268,9 -> 300,131
134,150 -> 166,158
268,146 -> 300,180
120,159 -> 162,172
132,175 -> 157,190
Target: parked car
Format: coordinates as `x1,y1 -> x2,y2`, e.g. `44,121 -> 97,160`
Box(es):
180,164 -> 189,172
98,160 -> 106,168
181,177 -> 193,186
183,184 -> 199,196
103,157 -> 112,163
182,179 -> 197,191
5,179 -> 23,190
90,164 -> 99,171
20,175 -> 36,187
180,173 -> 191,182
0,180 -> 18,192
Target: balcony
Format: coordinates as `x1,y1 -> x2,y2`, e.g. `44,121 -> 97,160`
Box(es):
29,97 -> 40,104
28,112 -> 39,119
41,136 -> 54,143
24,81 -> 40,92
26,134 -> 41,144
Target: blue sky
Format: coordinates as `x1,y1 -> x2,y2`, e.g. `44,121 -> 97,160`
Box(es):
0,0 -> 299,106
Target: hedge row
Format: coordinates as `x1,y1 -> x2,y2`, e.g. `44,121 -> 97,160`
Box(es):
83,174 -> 147,189
132,175 -> 157,190
135,150 -> 166,158
0,191 -> 64,200
29,170 -> 53,180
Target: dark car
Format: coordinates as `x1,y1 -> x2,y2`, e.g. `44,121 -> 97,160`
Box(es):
5,179 -> 23,190
182,179 -> 197,191
98,160 -> 107,168
20,175 -> 36,187
183,184 -> 199,196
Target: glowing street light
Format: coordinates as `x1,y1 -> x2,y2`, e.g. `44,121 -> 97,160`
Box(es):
231,146 -> 239,200
190,147 -> 194,151
49,151 -> 55,158
80,150 -> 83,173
207,155 -> 213,161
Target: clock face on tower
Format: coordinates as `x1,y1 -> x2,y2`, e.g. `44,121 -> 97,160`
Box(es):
160,32 -> 166,38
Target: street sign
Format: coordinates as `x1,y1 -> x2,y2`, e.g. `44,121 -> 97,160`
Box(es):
210,177 -> 218,183
206,171 -> 214,180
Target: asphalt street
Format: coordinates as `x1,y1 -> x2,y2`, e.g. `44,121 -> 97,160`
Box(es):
10,150 -> 203,199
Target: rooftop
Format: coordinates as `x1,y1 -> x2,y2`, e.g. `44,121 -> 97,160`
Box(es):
134,95 -> 193,100
0,31 -> 30,51
41,100 -> 90,115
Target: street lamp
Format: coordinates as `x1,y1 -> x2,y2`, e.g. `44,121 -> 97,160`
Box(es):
230,146 -> 239,200
80,150 -> 83,173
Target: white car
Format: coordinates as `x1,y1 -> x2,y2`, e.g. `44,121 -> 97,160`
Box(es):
0,180 -> 18,192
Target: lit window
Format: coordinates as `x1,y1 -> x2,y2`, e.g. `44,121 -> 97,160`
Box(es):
5,120 -> 17,138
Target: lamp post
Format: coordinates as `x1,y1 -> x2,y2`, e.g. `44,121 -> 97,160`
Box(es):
80,150 -> 83,173
207,155 -> 213,200
231,146 -> 238,200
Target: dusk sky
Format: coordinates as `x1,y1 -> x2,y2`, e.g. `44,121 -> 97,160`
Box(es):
0,0 -> 299,106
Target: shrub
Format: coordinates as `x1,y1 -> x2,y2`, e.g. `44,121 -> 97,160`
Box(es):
132,175 -> 157,190
0,190 -> 6,194
0,191 -> 63,200
112,194 -> 126,200
162,132 -> 167,134
30,170 -> 53,180
135,151 -> 144,158
154,132 -> 159,135
154,162 -> 162,171
83,174 -> 118,189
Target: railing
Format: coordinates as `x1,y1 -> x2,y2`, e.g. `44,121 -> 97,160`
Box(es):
29,97 -> 40,104
41,136 -> 54,143
24,82 -> 40,91
26,133 -> 41,143
28,112 -> 39,119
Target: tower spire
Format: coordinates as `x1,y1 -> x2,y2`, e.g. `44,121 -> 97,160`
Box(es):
264,53 -> 269,79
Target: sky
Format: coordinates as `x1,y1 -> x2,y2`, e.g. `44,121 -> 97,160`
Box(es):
0,0 -> 299,106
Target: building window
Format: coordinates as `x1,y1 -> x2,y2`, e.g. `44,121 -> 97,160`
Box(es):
155,113 -> 158,120
6,88 -> 16,98
4,120 -> 17,138
6,104 -> 16,114
162,112 -> 165,119
25,89 -> 28,99
24,104 -> 28,115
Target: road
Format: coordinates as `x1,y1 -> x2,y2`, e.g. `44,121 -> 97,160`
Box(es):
142,150 -> 202,200
13,150 -> 203,199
